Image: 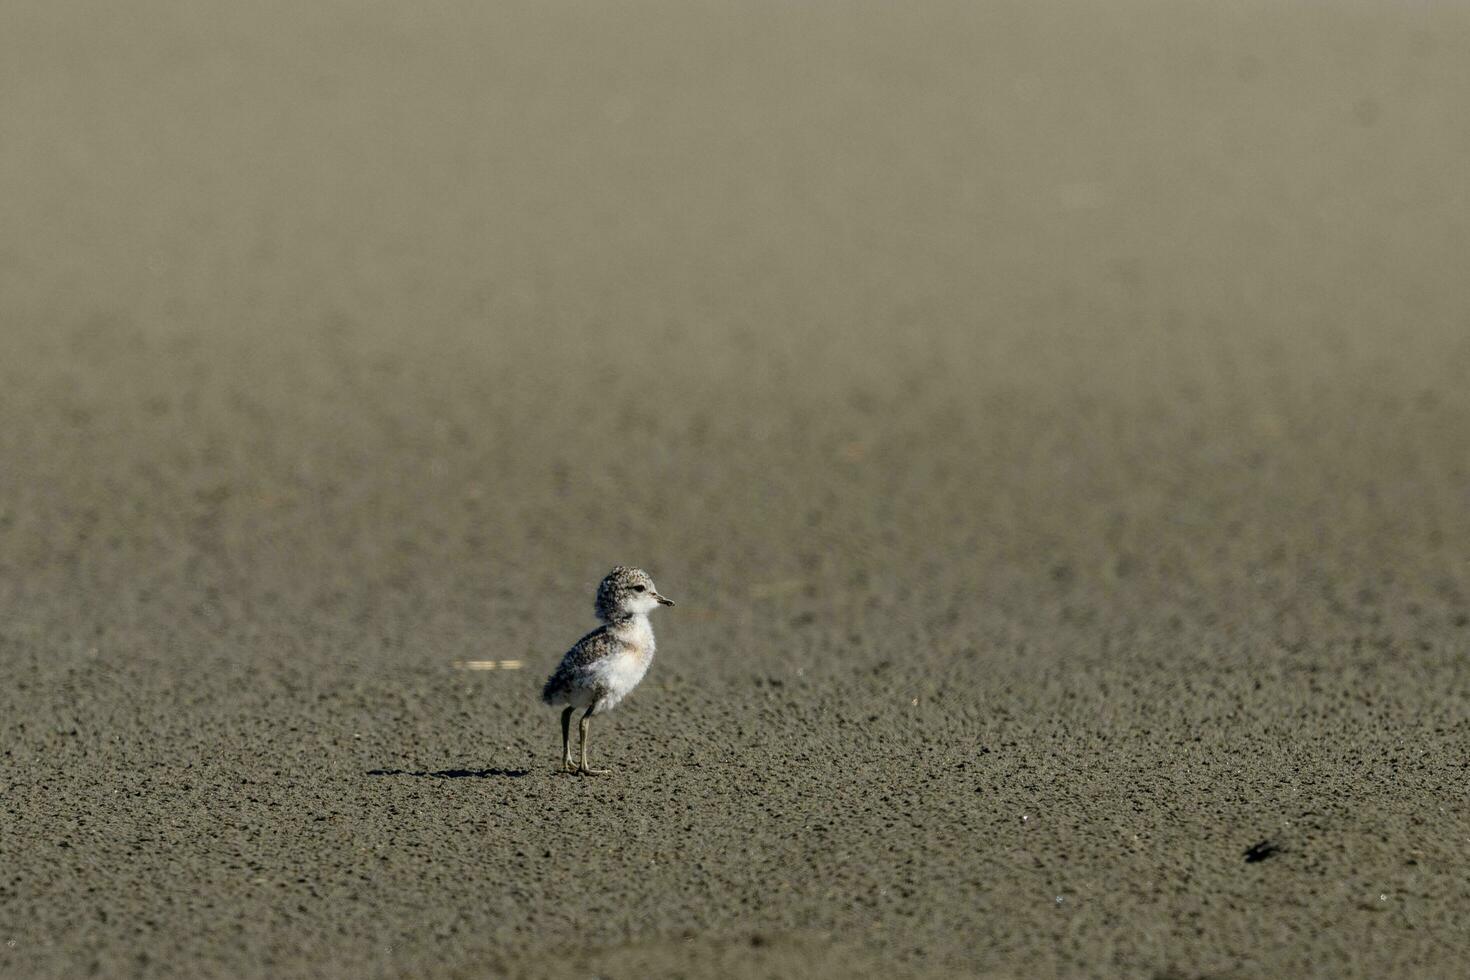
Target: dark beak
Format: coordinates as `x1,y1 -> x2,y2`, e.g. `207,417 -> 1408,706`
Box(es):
654,593 -> 675,606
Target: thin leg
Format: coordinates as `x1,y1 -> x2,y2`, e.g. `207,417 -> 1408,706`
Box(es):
578,706 -> 610,775
559,707 -> 575,772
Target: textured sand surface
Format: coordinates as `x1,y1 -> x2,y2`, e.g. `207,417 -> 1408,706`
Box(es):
3,2 -> 1470,977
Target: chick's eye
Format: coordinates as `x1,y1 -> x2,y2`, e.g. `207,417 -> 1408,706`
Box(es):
632,585 -> 646,593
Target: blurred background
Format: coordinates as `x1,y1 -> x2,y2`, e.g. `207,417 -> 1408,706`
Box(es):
2,2 -> 1468,977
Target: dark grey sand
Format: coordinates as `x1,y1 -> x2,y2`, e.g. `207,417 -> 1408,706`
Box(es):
3,2 -> 1470,977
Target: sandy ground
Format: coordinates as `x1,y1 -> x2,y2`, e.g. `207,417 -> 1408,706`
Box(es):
3,1 -> 1470,977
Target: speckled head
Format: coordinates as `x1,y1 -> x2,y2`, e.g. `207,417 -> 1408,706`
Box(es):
594,566 -> 674,622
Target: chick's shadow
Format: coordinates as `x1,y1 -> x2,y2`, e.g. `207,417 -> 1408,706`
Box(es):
367,767 -> 529,779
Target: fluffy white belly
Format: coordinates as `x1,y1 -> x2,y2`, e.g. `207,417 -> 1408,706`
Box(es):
590,646 -> 653,710
592,616 -> 654,711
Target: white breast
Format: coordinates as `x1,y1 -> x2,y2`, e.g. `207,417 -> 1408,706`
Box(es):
592,616 -> 656,711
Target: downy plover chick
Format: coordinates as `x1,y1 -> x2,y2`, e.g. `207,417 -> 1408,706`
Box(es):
541,566 -> 675,775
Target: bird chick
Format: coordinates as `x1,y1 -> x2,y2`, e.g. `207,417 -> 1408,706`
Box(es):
541,566 -> 674,775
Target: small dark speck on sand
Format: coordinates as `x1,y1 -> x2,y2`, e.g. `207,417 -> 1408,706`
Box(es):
1244,840 -> 1281,863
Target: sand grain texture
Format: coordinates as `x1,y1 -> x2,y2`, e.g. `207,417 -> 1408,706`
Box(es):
2,2 -> 1469,977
